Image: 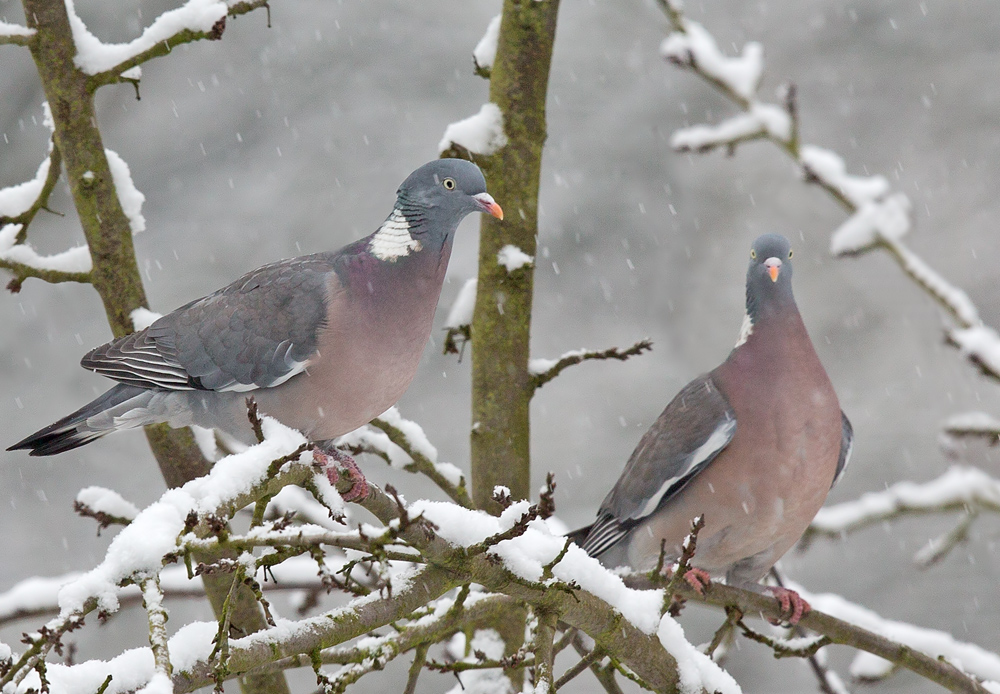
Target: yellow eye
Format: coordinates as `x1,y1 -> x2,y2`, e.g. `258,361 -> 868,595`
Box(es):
443,177 -> 456,190
788,250 -> 794,258
750,249 -> 757,259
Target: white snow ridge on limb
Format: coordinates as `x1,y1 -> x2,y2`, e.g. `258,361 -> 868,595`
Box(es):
438,103 -> 508,156
65,0 -> 227,74
829,193 -> 911,255
497,244 -> 533,273
949,325 -> 1000,377
0,20 -> 34,37
799,146 -> 890,208
105,149 -> 147,234
661,20 -> 763,102
671,103 -> 790,151
473,14 -> 501,72
0,224 -> 92,273
444,278 -> 477,329
76,486 -> 140,521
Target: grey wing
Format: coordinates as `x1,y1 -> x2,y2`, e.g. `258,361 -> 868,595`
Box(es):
581,374 -> 736,557
831,410 -> 853,488
82,254 -> 336,392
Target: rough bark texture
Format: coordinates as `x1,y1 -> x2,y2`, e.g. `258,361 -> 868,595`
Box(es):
470,0 -> 561,513
20,2 -> 289,693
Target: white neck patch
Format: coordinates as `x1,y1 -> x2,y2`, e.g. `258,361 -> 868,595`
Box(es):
735,312 -> 754,348
369,208 -> 422,261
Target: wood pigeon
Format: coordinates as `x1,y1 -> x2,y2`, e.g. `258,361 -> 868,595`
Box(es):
10,159 -> 503,462
573,234 -> 852,624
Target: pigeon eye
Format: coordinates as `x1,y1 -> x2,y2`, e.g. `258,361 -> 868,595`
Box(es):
788,250 -> 793,258
442,177 -> 456,190
750,249 -> 757,259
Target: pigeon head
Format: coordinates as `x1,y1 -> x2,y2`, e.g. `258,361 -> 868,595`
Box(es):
397,159 -> 503,224
745,233 -> 796,321
369,160 -> 503,261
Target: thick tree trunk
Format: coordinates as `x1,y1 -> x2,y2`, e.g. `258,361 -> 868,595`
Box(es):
470,0 -> 561,513
21,3 -> 289,693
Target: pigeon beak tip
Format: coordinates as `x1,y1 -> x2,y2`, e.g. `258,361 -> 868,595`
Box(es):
475,193 -> 504,220
768,265 -> 780,282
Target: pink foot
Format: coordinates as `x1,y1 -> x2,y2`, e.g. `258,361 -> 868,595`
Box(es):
683,567 -> 712,595
315,448 -> 369,502
766,586 -> 810,626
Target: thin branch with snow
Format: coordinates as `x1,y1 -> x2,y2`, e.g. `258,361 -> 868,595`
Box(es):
802,465 -> 1000,547
0,20 -> 35,46
529,339 -> 653,391
658,0 -> 1000,380
82,0 -> 272,90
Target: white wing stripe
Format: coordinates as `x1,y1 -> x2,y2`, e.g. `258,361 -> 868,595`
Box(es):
635,415 -> 735,519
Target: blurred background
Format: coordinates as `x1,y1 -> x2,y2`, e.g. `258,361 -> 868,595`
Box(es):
1,0 -> 998,691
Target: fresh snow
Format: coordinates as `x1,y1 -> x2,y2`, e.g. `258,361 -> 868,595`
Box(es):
473,14 -> 501,71
65,0 -> 227,75
55,417 -> 310,616
943,411 -> 1000,436
377,406 -> 438,461
671,102 -> 790,151
799,145 -> 890,208
528,348 -> 588,376
497,244 -> 533,273
444,278 -> 477,329
893,243 -> 979,325
105,149 -> 146,234
0,20 -> 34,37
0,223 -> 92,273
949,325 -> 1000,377
811,466 -> 1000,533
130,307 -> 162,331
661,21 -> 762,101
658,616 -> 742,694
829,193 -> 911,255
76,486 -> 140,521
0,154 -> 52,218
438,103 -> 508,156
794,584 -> 1000,683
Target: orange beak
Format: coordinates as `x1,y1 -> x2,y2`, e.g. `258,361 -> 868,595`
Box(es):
768,264 -> 780,282
474,192 -> 504,220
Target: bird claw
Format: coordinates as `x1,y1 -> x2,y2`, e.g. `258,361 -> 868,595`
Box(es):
766,586 -> 810,626
315,448 -> 369,503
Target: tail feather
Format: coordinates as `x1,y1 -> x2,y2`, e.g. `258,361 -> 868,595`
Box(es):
8,385 -> 150,456
565,523 -> 594,550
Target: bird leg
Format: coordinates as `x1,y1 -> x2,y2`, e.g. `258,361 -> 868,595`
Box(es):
314,447 -> 369,503
765,586 -> 810,626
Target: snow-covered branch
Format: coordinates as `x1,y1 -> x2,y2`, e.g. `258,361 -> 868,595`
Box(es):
77,0 -> 272,89
624,573 -> 997,694
0,224 -> 92,292
802,466 -> 1000,547
338,407 -> 472,508
658,0 -> 1000,380
0,20 -> 35,46
529,338 -> 653,390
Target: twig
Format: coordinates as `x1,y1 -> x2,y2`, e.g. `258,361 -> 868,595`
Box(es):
531,610 -> 558,694
1,257 -> 91,293
87,1 -> 271,91
0,28 -> 35,47
704,606 -> 741,660
554,642 -> 604,690
140,576 -> 173,680
657,0 -> 1000,380
530,339 -> 653,390
403,643 -> 429,694
571,632 -> 623,694
1,144 -> 63,233
368,417 -> 473,508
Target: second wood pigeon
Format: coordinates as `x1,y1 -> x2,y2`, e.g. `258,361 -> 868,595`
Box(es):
10,159 -> 502,461
574,234 -> 852,624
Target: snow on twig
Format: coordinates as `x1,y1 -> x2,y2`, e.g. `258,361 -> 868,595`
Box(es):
473,14 -> 501,77
805,466 -> 1000,542
529,339 -> 653,390
497,244 -> 533,273
942,411 -> 1000,444
65,0 -> 227,75
438,103 -> 508,157
658,0 -> 999,381
105,149 -> 146,234
0,20 -> 34,46
338,407 -> 471,507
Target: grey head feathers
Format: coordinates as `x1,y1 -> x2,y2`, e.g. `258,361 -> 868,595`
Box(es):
745,233 -> 796,323
370,159 -> 501,261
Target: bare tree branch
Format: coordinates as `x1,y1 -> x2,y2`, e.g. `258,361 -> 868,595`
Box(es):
529,339 -> 653,391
